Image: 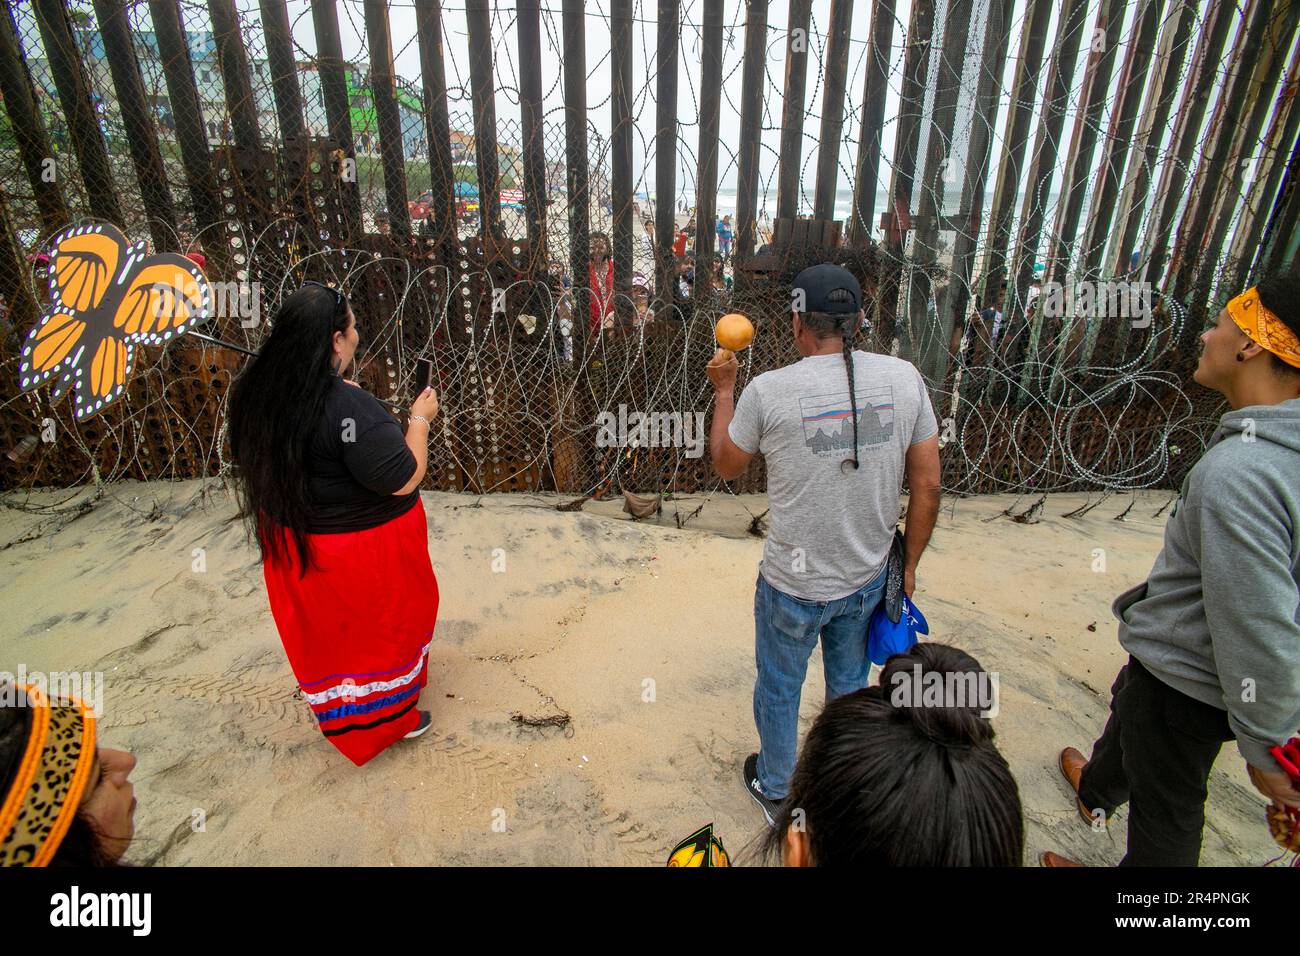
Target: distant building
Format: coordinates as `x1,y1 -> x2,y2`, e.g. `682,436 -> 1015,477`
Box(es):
16,14 -> 519,194
346,70 -> 427,160
449,131 -> 473,163
30,25 -> 279,146
22,18 -> 425,157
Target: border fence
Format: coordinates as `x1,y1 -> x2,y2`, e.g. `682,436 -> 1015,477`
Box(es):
0,0 -> 1297,501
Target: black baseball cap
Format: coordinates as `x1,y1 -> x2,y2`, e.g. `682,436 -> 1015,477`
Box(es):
793,263 -> 861,314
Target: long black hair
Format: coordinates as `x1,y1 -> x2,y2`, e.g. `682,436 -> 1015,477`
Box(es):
759,643 -> 1024,866
227,283 -> 351,572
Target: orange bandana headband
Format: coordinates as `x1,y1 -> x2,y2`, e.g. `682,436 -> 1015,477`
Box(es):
1226,288 -> 1300,369
0,682 -> 97,866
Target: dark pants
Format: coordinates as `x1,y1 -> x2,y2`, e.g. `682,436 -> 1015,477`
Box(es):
1079,656 -> 1235,866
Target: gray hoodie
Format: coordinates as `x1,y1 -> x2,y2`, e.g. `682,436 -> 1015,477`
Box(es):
1114,397 -> 1300,773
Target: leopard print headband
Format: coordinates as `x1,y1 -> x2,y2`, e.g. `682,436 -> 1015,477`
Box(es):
0,682 -> 97,866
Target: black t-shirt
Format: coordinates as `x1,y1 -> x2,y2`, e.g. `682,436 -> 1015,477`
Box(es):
304,379 -> 419,533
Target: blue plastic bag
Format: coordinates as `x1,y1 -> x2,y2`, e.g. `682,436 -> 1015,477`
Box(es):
867,594 -> 929,666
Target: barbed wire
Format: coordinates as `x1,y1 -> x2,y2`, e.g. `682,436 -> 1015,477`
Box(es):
1,0 -> 1292,513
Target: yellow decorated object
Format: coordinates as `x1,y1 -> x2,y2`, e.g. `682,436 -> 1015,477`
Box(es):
666,823 -> 730,867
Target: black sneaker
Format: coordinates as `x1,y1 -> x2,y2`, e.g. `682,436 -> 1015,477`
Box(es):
403,710 -> 433,739
743,753 -> 783,826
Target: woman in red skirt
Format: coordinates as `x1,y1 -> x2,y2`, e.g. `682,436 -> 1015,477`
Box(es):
227,281 -> 441,766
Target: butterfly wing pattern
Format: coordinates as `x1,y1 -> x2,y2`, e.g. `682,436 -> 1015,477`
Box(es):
18,222 -> 213,421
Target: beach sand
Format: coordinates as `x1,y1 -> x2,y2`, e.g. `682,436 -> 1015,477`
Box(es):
0,481 -> 1283,866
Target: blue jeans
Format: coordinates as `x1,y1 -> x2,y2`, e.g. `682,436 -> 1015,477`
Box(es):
753,565 -> 887,799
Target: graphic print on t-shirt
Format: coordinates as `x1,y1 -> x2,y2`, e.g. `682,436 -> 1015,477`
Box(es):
799,385 -> 894,456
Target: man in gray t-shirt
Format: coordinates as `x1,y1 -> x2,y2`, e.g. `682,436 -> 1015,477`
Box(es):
729,348 -> 938,601
706,263 -> 942,824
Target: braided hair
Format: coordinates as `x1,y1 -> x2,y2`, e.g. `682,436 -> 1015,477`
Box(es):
797,299 -> 862,470
825,287 -> 860,471
842,332 -> 859,470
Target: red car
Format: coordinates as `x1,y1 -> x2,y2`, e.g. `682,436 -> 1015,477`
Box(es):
408,190 -> 434,221
410,191 -> 477,224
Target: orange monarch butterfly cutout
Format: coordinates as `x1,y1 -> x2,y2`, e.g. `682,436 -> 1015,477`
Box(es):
18,222 -> 213,421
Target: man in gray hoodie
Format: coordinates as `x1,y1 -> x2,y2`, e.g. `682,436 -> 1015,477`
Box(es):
1045,271 -> 1300,867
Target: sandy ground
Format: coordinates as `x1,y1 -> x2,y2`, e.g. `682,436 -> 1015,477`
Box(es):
0,481 -> 1284,867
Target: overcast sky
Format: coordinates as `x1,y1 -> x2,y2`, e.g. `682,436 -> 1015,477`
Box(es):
263,0 -> 1083,201
203,1 -> 1282,246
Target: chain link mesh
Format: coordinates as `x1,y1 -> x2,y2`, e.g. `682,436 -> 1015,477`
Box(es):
0,0 -> 1295,507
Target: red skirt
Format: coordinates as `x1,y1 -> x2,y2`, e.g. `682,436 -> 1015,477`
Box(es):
263,497 -> 439,766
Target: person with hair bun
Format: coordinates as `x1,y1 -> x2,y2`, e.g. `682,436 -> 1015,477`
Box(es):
706,263 -> 942,824
0,682 -> 137,867
759,644 -> 1023,866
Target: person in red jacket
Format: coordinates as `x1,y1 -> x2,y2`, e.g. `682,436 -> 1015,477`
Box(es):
588,232 -> 614,335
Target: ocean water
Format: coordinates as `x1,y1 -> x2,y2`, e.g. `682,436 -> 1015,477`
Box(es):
620,183 -> 1074,258
671,187 -> 1066,222
705,187 -> 886,224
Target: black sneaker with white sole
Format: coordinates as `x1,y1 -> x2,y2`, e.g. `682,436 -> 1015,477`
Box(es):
743,753 -> 784,826
403,710 -> 432,739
